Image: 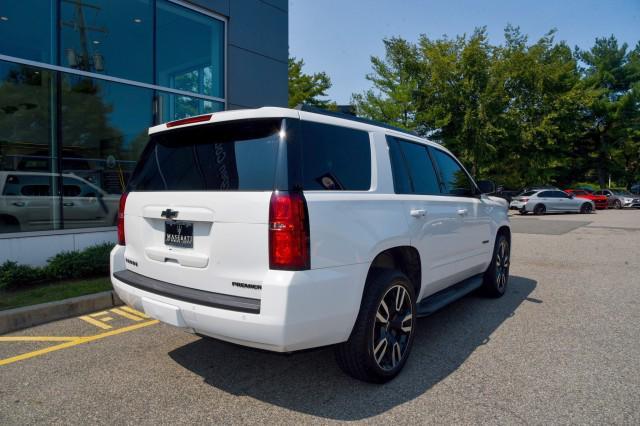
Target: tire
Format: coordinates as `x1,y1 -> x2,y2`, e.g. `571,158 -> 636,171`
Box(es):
533,204 -> 546,215
519,208 -> 528,215
580,203 -> 593,214
614,200 -> 622,209
482,233 -> 510,298
335,269 -> 416,383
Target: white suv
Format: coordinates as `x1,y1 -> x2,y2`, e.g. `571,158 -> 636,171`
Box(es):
110,106 -> 511,383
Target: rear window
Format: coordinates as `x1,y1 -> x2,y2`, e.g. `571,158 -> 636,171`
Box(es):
299,121 -> 371,191
520,191 -> 536,196
128,119 -> 283,191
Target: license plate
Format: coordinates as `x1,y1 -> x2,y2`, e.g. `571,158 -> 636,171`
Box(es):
164,221 -> 194,248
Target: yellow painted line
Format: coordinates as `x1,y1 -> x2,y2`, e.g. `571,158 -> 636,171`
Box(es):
0,336 -> 80,342
89,311 -> 109,317
110,308 -> 144,322
0,320 -> 159,367
120,306 -> 149,318
100,316 -> 114,322
79,315 -> 112,330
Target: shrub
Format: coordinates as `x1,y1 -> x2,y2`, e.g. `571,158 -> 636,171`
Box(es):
0,261 -> 48,291
0,243 -> 113,291
46,243 -> 113,280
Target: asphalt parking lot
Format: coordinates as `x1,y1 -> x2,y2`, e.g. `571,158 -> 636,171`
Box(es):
1,209 -> 639,424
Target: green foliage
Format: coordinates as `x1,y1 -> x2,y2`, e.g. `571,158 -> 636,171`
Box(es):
352,37 -> 421,130
0,243 -> 112,291
46,243 -> 112,280
0,262 -> 47,291
288,57 -> 335,109
353,28 -> 640,188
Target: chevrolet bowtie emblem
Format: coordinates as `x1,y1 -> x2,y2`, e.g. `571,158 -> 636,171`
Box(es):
161,208 -> 178,219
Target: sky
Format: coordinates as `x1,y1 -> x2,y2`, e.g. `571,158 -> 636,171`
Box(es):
289,0 -> 640,104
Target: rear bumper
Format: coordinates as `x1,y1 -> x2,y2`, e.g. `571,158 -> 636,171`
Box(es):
110,245 -> 368,352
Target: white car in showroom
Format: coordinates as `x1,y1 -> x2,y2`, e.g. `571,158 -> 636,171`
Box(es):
111,106 -> 511,383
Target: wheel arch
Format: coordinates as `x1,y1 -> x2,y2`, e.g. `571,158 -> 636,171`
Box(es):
365,246 -> 421,299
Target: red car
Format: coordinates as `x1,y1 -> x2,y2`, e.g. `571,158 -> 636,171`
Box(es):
564,189 -> 608,209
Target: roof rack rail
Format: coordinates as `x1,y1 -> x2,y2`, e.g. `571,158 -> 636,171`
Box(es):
294,104 -> 418,136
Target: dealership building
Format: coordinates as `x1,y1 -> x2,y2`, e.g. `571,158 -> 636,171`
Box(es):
0,0 -> 288,265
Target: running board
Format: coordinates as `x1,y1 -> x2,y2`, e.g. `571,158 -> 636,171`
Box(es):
416,274 -> 484,317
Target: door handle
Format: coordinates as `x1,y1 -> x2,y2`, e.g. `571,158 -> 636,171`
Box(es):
457,209 -> 468,216
410,209 -> 427,217
12,201 -> 25,207
63,202 -> 74,207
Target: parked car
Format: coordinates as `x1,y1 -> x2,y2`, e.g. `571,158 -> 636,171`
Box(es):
0,171 -> 119,233
564,189 -> 608,210
509,189 -> 595,215
110,106 -> 511,383
592,189 -> 640,209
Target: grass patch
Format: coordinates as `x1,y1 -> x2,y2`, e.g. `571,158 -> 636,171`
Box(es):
0,276 -> 112,311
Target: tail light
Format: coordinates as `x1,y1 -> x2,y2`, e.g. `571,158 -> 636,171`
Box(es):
117,192 -> 128,245
269,191 -> 310,270
521,198 -> 529,202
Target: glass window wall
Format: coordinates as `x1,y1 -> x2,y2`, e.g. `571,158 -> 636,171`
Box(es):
156,0 -> 224,98
0,1 -> 55,63
0,0 -> 226,234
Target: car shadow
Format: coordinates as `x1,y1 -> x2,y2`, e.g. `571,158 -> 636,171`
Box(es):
168,275 -> 537,421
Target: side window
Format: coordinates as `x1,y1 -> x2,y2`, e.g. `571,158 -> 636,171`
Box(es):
538,191 -> 551,198
301,122 -> 371,190
556,191 -> 570,198
389,138 -> 440,195
387,138 -> 412,194
429,148 -> 476,197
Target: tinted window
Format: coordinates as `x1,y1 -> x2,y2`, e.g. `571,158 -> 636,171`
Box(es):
129,119 -> 282,191
520,191 -> 536,197
389,138 -> 440,195
300,122 -> 371,191
538,191 -> 552,198
555,191 -> 570,198
430,148 -> 476,196
387,138 -> 412,194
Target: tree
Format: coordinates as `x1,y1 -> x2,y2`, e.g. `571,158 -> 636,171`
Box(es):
352,37 -> 421,131
288,57 -> 334,109
577,37 -> 640,187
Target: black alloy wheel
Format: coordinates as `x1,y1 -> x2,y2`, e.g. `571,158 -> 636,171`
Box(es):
335,269 -> 416,383
372,284 -> 413,371
580,203 -> 593,214
533,204 -> 546,215
483,233 -> 510,297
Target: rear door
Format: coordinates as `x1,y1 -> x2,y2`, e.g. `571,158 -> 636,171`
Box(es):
123,118 -> 285,298
387,137 -> 462,297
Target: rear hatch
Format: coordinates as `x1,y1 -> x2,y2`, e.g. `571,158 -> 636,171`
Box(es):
122,118 -> 285,298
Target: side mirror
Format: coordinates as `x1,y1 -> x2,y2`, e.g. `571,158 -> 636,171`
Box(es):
568,193 -> 575,198
477,180 -> 495,194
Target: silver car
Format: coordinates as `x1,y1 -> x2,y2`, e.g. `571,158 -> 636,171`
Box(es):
509,189 -> 595,215
593,189 -> 640,209
0,171 -> 119,233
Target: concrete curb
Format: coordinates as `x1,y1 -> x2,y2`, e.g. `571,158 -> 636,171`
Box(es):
0,291 -> 123,335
